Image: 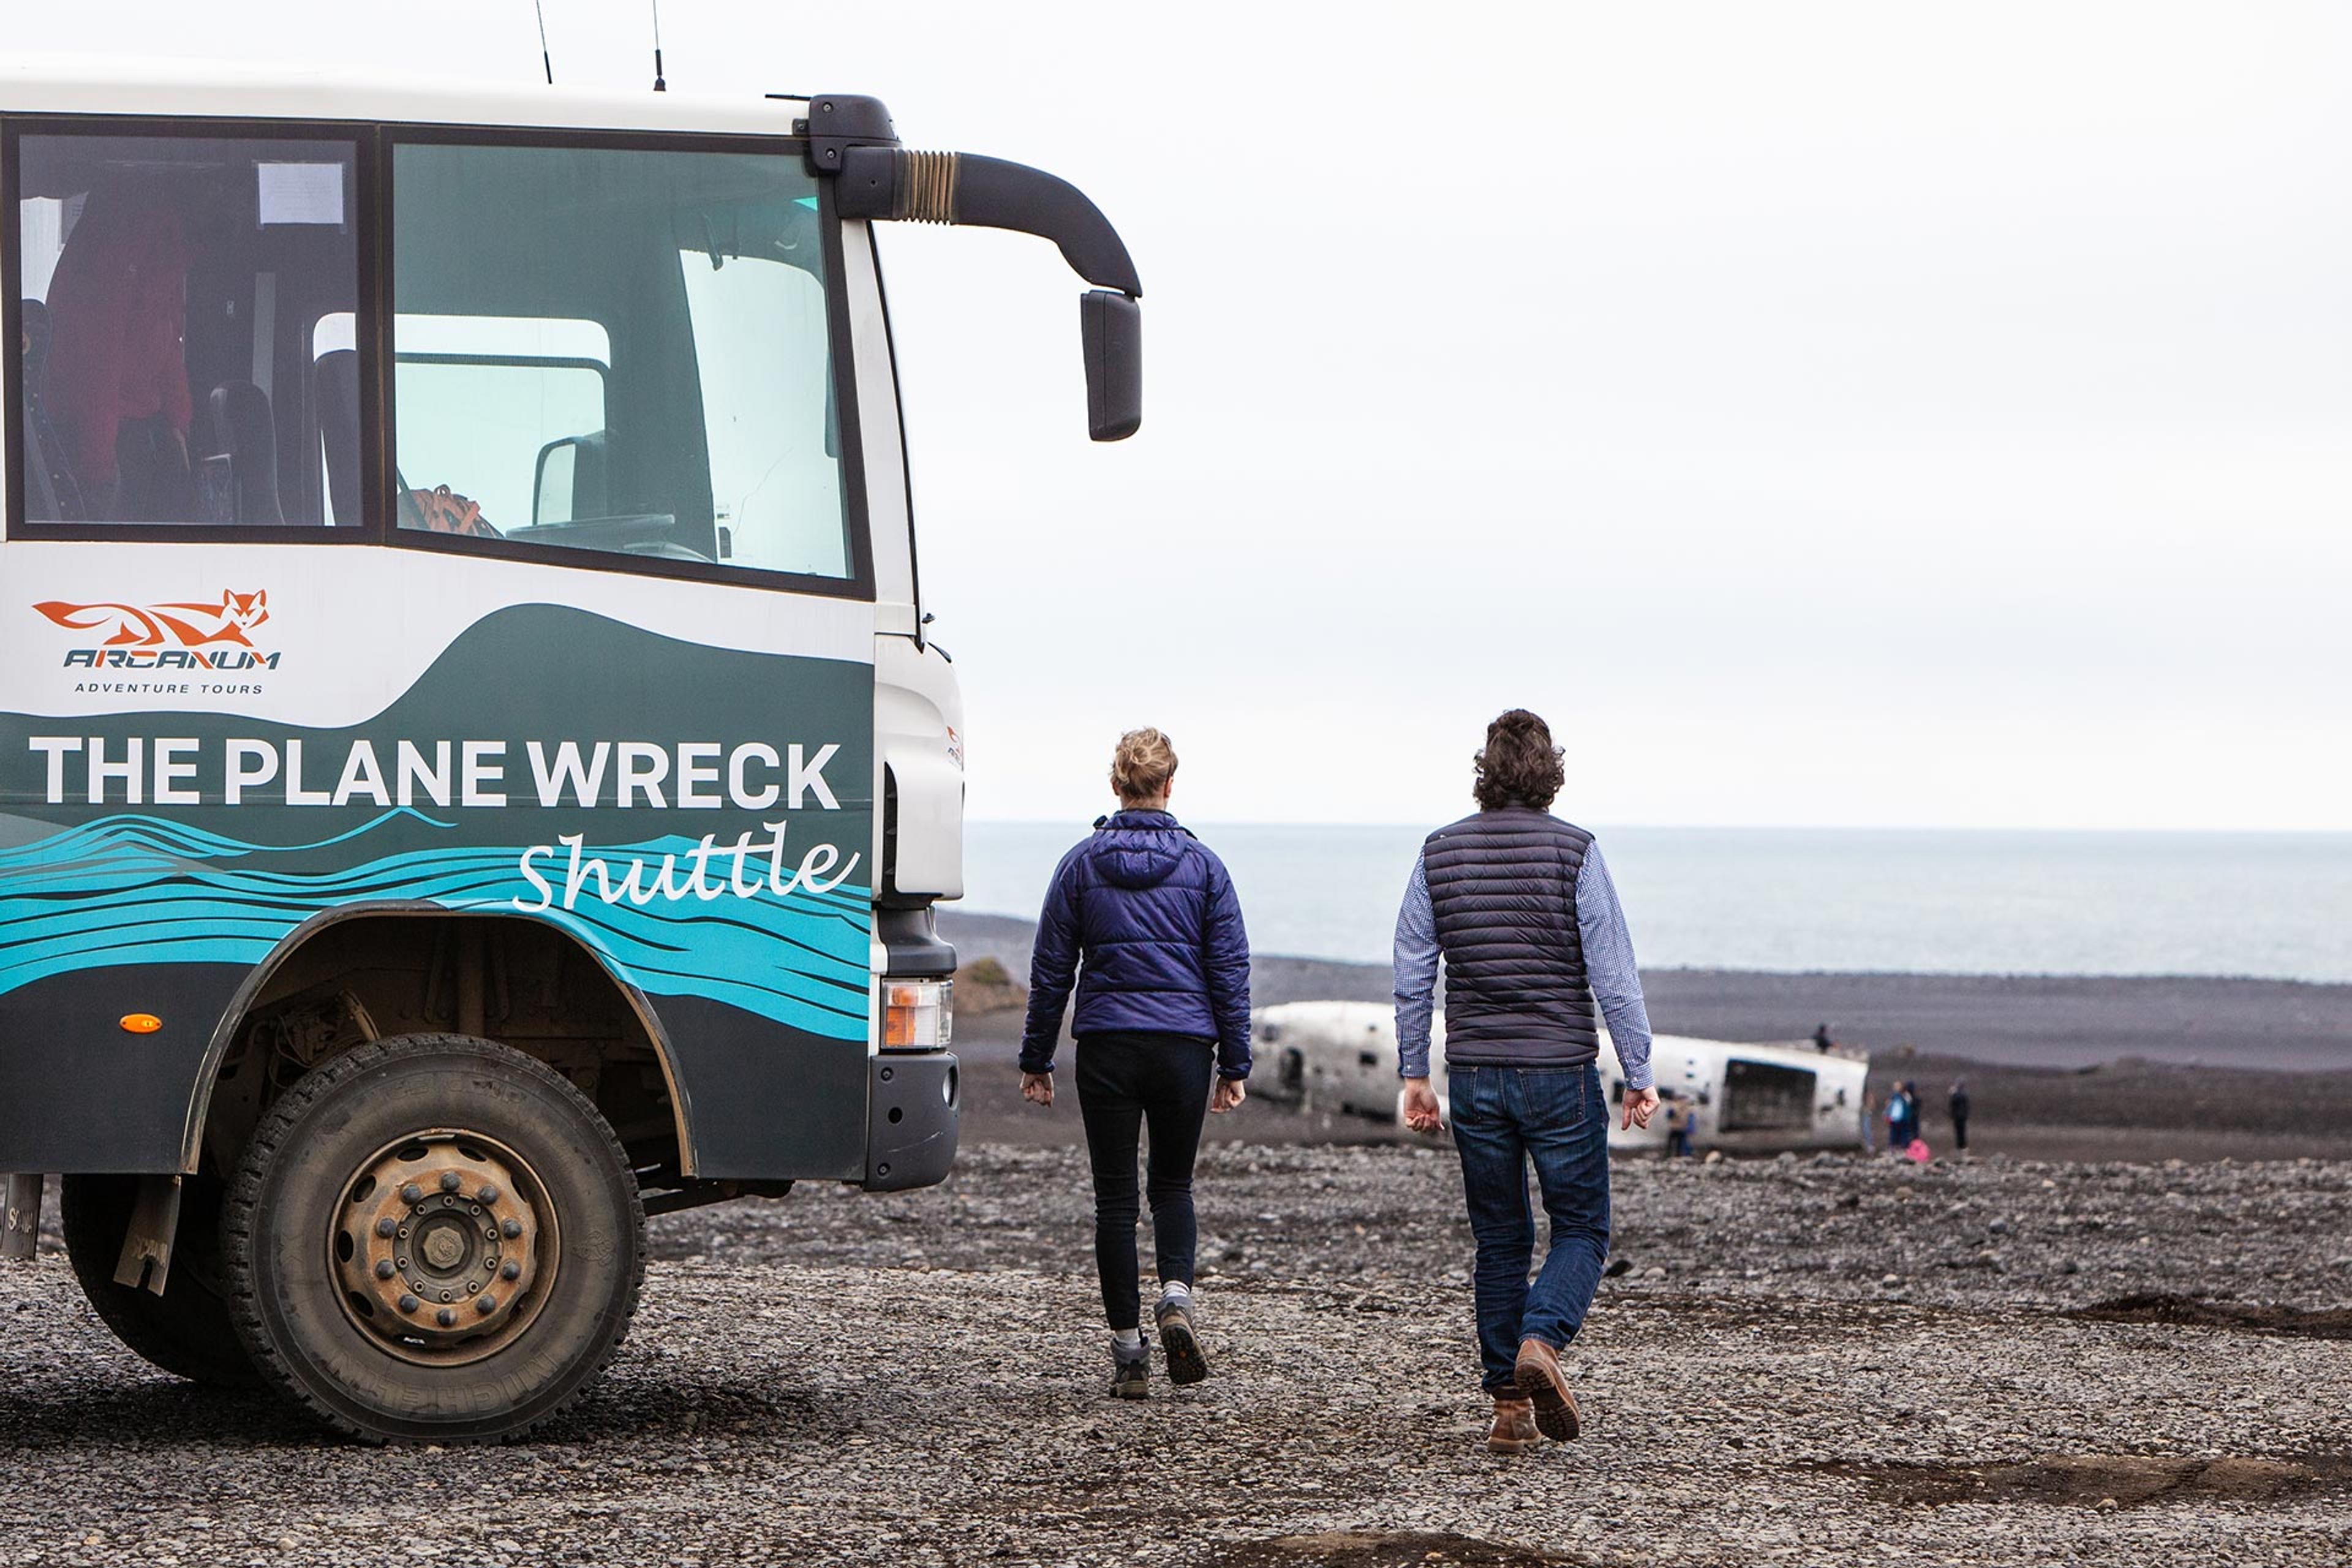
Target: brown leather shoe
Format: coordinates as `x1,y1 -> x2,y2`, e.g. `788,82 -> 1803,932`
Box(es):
1486,1396 -> 1540,1454
1514,1337 -> 1580,1441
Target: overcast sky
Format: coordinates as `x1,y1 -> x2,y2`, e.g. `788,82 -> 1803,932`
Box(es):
24,3 -> 2351,831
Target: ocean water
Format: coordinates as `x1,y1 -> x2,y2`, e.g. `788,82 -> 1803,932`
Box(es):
961,823 -> 2352,982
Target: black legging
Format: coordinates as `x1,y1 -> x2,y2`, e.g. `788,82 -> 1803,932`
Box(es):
1074,1030 -> 1213,1330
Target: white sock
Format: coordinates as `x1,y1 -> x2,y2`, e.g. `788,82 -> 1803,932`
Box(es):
1159,1280 -> 1193,1306
1112,1327 -> 1144,1350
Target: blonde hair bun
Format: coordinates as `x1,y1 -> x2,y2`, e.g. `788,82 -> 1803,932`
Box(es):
1110,728 -> 1178,803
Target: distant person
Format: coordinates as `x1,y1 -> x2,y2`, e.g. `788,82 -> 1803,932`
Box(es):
1948,1080 -> 1971,1153
1885,1084 -> 1911,1154
1393,709 -> 1657,1455
1663,1091 -> 1694,1158
1861,1090 -> 1880,1155
1019,728 -> 1252,1398
44,187 -> 198,520
1812,1022 -> 1834,1054
1902,1080 -> 1923,1148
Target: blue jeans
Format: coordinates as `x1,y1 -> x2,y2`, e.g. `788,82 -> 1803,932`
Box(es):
1449,1063 -> 1611,1395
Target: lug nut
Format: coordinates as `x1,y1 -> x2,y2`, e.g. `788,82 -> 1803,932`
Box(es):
436,1307 -> 456,1327
477,1294 -> 498,1314
398,1294 -> 420,1313
400,1183 -> 423,1205
375,1218 -> 397,1238
501,1218 -> 522,1239
500,1261 -> 521,1281
374,1261 -> 396,1281
440,1171 -> 462,1193
477,1184 -> 499,1204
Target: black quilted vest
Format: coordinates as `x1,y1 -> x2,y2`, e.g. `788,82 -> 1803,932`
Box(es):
1423,806 -> 1599,1066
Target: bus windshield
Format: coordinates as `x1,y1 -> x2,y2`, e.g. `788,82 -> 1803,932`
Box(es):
391,142 -> 848,578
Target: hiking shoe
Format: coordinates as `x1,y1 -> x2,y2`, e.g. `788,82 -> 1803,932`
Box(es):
1110,1342 -> 1150,1400
1486,1395 -> 1540,1455
1513,1337 -> 1580,1441
1155,1296 -> 1210,1385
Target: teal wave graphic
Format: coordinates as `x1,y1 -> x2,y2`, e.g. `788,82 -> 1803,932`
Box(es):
0,811 -> 872,1039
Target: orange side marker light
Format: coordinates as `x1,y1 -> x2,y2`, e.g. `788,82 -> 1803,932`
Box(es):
119,1014 -> 162,1034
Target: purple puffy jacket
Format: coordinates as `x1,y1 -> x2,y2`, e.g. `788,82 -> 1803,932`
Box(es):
1017,809 -> 1252,1079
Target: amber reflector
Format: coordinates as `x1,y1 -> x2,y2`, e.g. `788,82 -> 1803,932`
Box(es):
119,1014 -> 163,1034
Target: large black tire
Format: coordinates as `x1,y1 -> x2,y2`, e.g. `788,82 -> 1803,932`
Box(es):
61,1172 -> 260,1387
223,1033 -> 645,1443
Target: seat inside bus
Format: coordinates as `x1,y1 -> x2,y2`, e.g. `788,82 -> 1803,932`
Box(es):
314,347 -> 362,526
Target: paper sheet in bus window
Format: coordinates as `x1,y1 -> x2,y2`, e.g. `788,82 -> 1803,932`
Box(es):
257,162 -> 345,226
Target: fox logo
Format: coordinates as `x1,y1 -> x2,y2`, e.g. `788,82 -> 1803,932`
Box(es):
35,589 -> 270,649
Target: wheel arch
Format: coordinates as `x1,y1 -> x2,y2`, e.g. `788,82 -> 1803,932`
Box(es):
179,903 -> 697,1177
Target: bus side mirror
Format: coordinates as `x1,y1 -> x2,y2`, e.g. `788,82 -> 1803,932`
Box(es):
1080,290 -> 1141,442
533,438 -> 577,525
533,431 -> 610,524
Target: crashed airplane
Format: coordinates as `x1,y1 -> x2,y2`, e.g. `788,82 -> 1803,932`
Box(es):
1250,1001 -> 1868,1155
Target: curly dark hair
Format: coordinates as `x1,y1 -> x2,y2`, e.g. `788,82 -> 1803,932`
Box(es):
1472,709 -> 1564,811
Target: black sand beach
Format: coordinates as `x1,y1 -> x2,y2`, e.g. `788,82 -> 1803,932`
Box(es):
943,910 -> 2352,1163
0,927 -> 2342,1565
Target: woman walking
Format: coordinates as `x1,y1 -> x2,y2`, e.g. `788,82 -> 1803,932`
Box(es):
1019,729 -> 1253,1397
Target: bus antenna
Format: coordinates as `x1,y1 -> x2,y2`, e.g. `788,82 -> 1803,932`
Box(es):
533,0 -> 555,85
650,0 -> 666,91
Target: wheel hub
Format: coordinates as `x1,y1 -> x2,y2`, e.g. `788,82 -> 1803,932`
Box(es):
333,1133 -> 557,1366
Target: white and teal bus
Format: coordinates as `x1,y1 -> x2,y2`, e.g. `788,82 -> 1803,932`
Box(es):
0,62 -> 1142,1441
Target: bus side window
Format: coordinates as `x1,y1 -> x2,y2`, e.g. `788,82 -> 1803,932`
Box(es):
11,131 -> 362,529
388,141 -> 848,579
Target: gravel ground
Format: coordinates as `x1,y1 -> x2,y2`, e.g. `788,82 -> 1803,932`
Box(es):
3,1145 -> 2350,1567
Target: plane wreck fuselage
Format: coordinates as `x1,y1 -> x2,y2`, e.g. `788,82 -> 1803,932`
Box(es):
1250,1001 -> 1868,1153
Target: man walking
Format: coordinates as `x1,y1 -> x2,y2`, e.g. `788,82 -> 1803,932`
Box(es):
1394,709 -> 1657,1454
1948,1079 -> 1971,1154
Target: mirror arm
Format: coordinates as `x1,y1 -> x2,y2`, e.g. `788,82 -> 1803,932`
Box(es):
804,99 -> 1144,443
831,146 -> 1142,299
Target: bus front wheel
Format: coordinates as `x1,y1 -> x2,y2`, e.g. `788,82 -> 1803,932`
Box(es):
222,1033 -> 646,1443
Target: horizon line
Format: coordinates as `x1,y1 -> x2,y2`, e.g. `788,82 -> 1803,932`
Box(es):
963,818 -> 2352,837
